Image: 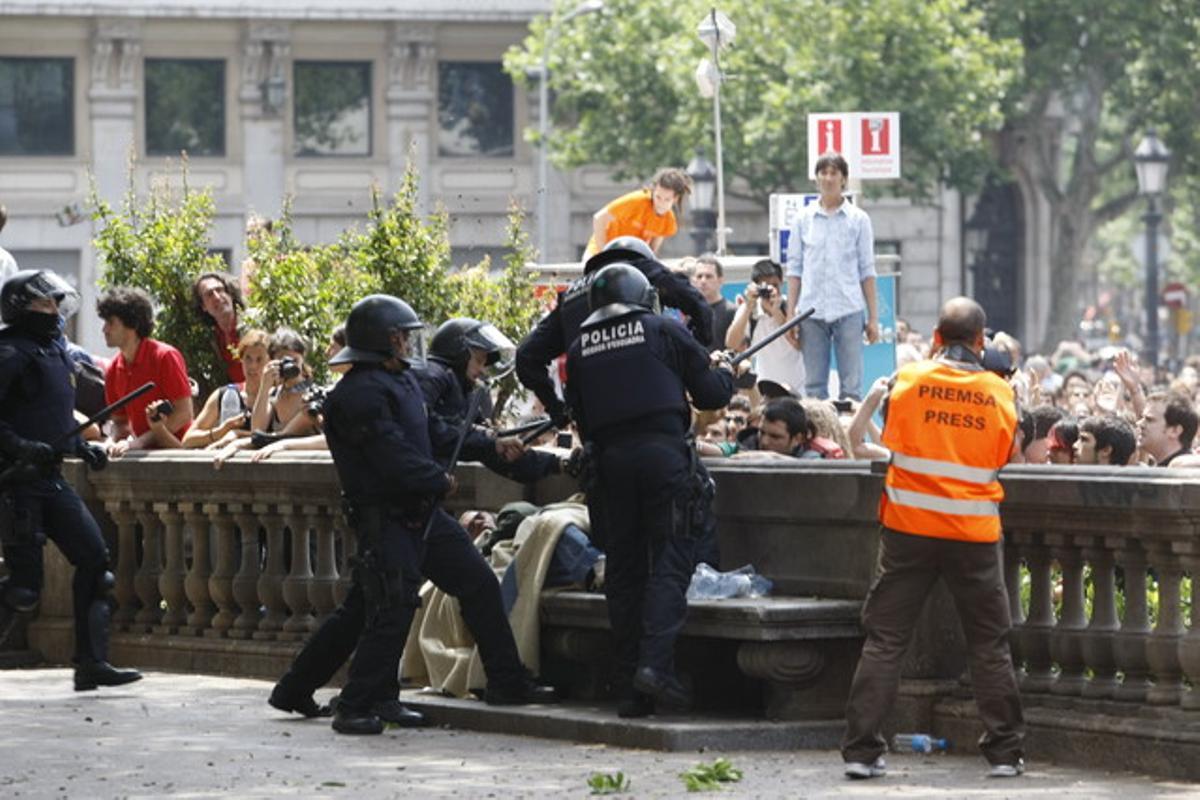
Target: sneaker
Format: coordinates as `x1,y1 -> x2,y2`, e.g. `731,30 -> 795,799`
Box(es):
844,757 -> 887,780
987,759 -> 1025,778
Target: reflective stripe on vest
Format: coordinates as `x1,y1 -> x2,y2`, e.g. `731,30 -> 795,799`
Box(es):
890,452 -> 998,485
884,485 -> 1000,518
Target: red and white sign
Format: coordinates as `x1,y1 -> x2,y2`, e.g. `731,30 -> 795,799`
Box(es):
807,112 -> 901,180
1162,282 -> 1189,309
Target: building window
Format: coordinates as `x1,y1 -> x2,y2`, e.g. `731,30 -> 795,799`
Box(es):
145,59 -> 225,157
293,61 -> 372,157
438,62 -> 513,158
0,57 -> 74,156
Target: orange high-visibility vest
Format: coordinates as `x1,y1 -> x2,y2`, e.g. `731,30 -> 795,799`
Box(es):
879,358 -> 1017,543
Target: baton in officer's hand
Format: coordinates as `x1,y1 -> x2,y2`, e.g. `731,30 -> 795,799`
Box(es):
730,307 -> 815,367
422,385 -> 487,542
494,416 -> 551,438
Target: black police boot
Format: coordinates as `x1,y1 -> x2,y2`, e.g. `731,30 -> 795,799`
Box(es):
617,690 -> 655,719
269,684 -> 333,718
484,677 -> 560,706
632,666 -> 691,711
332,706 -> 385,735
74,660 -> 143,692
371,699 -> 428,728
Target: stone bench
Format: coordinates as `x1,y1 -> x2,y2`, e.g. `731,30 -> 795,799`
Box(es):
538,590 -> 863,720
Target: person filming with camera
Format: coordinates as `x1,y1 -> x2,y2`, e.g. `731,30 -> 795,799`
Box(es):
250,328 -> 321,440
725,259 -> 804,393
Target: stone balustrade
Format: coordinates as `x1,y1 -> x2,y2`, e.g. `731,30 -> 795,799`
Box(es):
17,456 -> 1200,725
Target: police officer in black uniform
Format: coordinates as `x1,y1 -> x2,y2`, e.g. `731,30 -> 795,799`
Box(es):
417,317 -> 562,483
269,295 -> 556,735
565,264 -> 734,717
0,270 -> 142,691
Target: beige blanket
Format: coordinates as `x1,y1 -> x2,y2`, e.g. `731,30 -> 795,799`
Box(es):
400,501 -> 590,697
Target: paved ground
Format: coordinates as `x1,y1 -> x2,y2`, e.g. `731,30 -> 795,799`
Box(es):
2,669 -> 1198,799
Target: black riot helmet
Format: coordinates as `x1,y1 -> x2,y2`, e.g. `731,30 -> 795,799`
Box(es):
587,263 -> 659,316
330,294 -> 425,367
1,269 -> 81,326
583,235 -> 656,275
429,317 -> 516,379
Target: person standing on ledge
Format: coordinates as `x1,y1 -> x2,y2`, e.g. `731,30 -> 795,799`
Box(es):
784,151 -> 879,401
841,296 -> 1025,781
584,168 -> 692,258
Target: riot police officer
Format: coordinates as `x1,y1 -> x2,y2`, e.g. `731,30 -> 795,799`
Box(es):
417,317 -> 561,483
0,270 -> 141,691
269,296 -> 556,735
565,264 -> 734,717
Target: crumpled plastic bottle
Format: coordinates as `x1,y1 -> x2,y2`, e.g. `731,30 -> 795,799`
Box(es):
686,563 -> 774,600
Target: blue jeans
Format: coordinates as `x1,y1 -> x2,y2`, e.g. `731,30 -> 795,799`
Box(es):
801,311 -> 864,400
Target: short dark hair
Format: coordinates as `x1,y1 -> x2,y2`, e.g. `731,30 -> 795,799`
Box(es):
1030,404 -> 1065,439
814,151 -> 849,179
762,397 -> 814,440
728,394 -> 751,414
191,271 -> 245,326
269,327 -> 308,358
1049,417 -> 1078,453
751,259 -> 782,283
1080,415 -> 1136,466
695,254 -> 723,278
1017,411 -> 1035,454
1148,390 -> 1199,450
97,287 -> 154,339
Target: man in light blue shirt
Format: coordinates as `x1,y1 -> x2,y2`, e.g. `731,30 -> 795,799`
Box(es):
784,153 -> 879,400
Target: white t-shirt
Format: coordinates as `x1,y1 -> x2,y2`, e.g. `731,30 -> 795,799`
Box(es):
750,306 -> 805,393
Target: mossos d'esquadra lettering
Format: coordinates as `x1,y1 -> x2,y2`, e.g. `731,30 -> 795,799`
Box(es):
581,319 -> 646,357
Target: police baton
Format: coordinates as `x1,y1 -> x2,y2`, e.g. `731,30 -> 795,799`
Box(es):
422,385 -> 487,542
494,416 -> 551,438
729,307 -> 815,367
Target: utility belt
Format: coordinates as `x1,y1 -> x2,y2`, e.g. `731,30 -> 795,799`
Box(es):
341,495 -> 422,624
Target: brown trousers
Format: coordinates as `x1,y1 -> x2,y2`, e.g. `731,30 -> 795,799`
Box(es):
841,527 -> 1025,766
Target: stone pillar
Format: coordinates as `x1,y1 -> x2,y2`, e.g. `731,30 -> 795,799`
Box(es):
106,502 -> 139,628
229,507 -> 263,639
183,504 -> 215,634
88,20 -> 141,202
1017,537 -> 1055,694
1048,541 -> 1087,696
133,507 -> 163,630
1177,552 -> 1200,710
239,22 -> 290,223
253,504 -> 289,640
307,505 -> 339,624
1112,542 -> 1152,702
1145,543 -> 1184,705
280,507 -> 315,639
206,504 -> 239,638
1080,538 -> 1119,699
386,24 -> 436,210
155,503 -> 188,633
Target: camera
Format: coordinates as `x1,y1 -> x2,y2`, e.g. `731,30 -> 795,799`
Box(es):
556,431 -> 573,449
832,399 -> 853,413
755,283 -> 776,300
279,356 -> 301,380
302,385 -> 328,418
150,399 -> 174,422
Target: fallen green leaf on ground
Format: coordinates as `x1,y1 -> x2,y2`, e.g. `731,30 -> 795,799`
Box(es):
587,770 -> 630,794
680,758 -> 744,792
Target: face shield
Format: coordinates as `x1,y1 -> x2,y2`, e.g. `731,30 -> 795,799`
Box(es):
396,326 -> 427,369
465,323 -> 516,380
26,271 -> 81,320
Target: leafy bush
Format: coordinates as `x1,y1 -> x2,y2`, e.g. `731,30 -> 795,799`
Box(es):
91,159 -> 229,397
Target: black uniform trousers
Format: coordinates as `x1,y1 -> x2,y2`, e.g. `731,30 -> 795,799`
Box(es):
841,527 -> 1025,766
593,434 -> 696,692
2,476 -> 109,662
275,506 -> 527,711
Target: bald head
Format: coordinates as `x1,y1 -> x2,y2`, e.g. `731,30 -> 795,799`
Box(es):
936,297 -> 987,348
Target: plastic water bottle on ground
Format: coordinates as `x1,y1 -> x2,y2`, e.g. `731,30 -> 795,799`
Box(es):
891,733 -> 949,753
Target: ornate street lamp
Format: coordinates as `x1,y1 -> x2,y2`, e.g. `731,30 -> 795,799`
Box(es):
686,151 -> 717,253
536,0 -> 605,262
1134,130 -> 1170,370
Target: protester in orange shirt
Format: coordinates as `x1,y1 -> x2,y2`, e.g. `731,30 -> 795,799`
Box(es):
584,167 -> 691,257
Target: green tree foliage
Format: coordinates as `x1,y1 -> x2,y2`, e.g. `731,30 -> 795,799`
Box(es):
91,160 -> 229,398
505,0 -> 1019,203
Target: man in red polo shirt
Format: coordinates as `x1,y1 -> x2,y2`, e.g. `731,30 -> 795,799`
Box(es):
191,270 -> 244,384
97,287 -> 194,456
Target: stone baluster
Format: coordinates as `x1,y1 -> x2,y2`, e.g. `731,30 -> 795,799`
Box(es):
1145,543 -> 1185,705
253,504 -> 289,640
155,502 -> 188,633
182,503 -> 215,635
1177,552 -> 1200,710
307,504 -> 339,624
1049,540 -> 1088,696
1112,541 -> 1152,702
105,502 -> 139,628
205,504 -> 239,638
280,506 -> 315,639
229,506 -> 263,639
335,518 -> 356,607
1016,536 -> 1054,693
1002,535 -> 1024,681
1080,536 -> 1119,698
133,506 -> 163,629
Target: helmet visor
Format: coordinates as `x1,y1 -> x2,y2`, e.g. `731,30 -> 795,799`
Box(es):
27,271 -> 81,319
466,323 -> 516,378
401,327 -> 427,369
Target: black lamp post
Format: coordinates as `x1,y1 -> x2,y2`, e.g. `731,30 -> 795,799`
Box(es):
1133,130 -> 1170,370
686,151 -> 717,254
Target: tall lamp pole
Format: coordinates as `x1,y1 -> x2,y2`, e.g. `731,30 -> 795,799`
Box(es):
1133,130 -> 1170,371
537,0 -> 604,263
686,151 -> 717,253
696,9 -> 735,256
